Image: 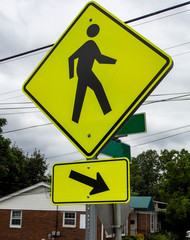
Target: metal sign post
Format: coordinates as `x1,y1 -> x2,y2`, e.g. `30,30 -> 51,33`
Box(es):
85,155 -> 97,240
114,204 -> 122,240
85,204 -> 97,240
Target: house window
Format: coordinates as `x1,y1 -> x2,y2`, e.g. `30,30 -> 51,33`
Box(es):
63,212 -> 76,227
121,225 -> 126,236
150,213 -> 155,233
10,210 -> 22,228
80,214 -> 86,229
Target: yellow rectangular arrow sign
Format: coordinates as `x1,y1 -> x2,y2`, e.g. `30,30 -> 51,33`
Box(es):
51,158 -> 130,205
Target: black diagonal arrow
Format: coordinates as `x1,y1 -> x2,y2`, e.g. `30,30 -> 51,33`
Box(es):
69,170 -> 109,195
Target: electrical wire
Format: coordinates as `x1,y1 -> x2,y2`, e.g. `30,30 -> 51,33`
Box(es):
172,50 -> 190,57
2,123 -> 51,134
0,44 -> 53,63
150,91 -> 190,96
0,102 -> 31,105
46,151 -> 79,160
0,89 -> 20,96
164,42 -> 190,51
0,111 -> 40,116
0,1 -> 189,64
125,124 -> 190,142
0,94 -> 25,101
124,1 -> 190,24
0,107 -> 36,110
144,98 -> 190,105
131,8 -> 190,27
143,93 -> 190,105
131,129 -> 190,148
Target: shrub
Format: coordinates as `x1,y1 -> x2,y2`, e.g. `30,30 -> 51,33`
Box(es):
149,232 -> 177,240
123,234 -> 144,240
123,236 -> 138,240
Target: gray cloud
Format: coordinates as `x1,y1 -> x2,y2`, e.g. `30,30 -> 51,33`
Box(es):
0,0 -> 189,170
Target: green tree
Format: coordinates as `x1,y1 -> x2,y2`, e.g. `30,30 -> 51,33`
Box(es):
159,149 -> 190,239
0,118 -> 49,196
159,149 -> 190,200
130,150 -> 160,198
25,149 -> 48,185
0,118 -> 17,195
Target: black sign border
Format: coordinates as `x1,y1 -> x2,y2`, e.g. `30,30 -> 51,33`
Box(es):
51,158 -> 130,204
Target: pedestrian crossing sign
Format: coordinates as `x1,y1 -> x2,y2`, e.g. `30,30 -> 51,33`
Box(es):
23,1 -> 173,158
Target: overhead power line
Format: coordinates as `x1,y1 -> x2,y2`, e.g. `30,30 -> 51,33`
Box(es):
0,1 -> 190,64
172,50 -> 190,57
0,111 -> 40,116
130,8 -> 190,27
0,107 -> 36,110
0,102 -> 31,105
144,93 -> 190,105
125,1 -> 190,24
0,89 -> 20,96
0,94 -> 24,101
2,123 -> 51,134
163,41 -> 190,51
151,91 -> 190,96
126,124 -> 190,142
0,44 -> 53,64
46,151 -> 79,160
132,129 -> 190,148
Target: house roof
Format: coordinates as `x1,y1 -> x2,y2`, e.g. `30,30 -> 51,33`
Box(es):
0,182 -> 50,202
0,182 -> 84,212
130,196 -> 155,211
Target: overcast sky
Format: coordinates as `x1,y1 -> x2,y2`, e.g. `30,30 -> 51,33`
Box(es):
0,0 -> 190,172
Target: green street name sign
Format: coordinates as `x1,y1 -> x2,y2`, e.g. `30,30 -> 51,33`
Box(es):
117,113 -> 146,136
102,140 -> 131,162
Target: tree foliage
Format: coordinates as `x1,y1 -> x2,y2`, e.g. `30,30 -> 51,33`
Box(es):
159,149 -> 190,239
130,150 -> 160,198
0,118 -> 49,196
131,148 -> 190,239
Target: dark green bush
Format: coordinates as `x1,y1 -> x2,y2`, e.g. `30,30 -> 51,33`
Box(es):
123,236 -> 138,240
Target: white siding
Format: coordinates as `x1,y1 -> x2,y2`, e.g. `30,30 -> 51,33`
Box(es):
0,186 -> 85,212
130,212 -> 137,235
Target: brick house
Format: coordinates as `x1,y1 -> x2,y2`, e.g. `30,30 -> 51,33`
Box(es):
129,196 -> 162,236
0,182 -> 162,239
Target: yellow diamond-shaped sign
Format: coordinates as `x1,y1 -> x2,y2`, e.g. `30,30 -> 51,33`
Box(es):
23,1 -> 173,158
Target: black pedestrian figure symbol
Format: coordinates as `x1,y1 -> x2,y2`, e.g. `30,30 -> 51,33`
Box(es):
69,24 -> 117,123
